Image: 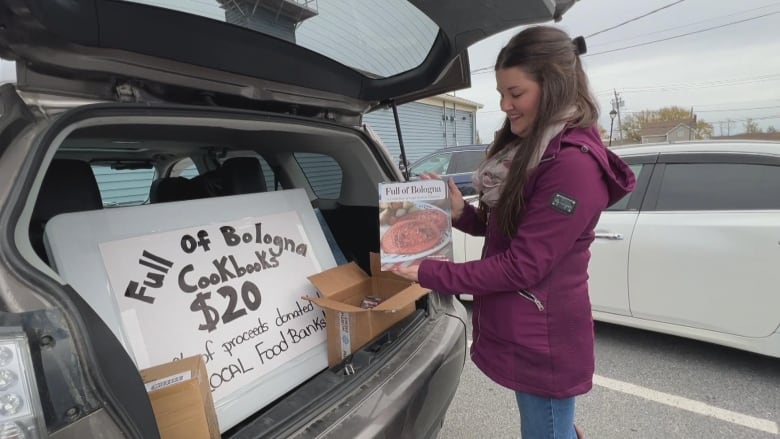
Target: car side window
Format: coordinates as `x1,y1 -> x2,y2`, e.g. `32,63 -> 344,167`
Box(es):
451,150 -> 486,174
258,157 -> 277,191
410,153 -> 451,176
606,163 -> 644,211
91,165 -> 155,207
294,153 -> 342,199
656,162 -> 780,211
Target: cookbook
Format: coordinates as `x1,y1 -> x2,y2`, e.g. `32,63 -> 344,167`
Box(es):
378,180 -> 453,271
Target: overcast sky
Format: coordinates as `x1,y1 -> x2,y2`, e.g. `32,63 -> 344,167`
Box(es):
459,0 -> 780,140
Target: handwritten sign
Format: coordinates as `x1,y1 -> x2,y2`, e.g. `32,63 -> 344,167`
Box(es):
98,210 -> 326,403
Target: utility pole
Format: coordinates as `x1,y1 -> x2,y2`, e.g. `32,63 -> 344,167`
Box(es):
611,90 -> 625,142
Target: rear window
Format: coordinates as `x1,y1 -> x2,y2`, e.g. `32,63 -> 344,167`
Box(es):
219,155 -> 277,191
92,165 -> 155,206
295,153 -> 342,199
126,0 -> 438,78
171,158 -> 199,179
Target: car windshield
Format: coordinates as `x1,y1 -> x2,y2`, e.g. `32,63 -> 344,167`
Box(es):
125,0 -> 439,78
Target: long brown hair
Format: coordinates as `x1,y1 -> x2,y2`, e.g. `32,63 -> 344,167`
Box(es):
484,26 -> 599,236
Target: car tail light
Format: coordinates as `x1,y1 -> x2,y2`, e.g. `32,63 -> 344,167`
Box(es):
0,329 -> 46,439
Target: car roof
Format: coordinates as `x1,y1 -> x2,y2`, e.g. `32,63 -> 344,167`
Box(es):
612,140 -> 780,157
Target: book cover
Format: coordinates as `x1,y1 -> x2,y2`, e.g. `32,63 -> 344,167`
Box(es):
378,180 -> 453,271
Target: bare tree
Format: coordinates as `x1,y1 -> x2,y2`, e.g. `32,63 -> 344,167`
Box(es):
744,118 -> 762,134
620,106 -> 713,142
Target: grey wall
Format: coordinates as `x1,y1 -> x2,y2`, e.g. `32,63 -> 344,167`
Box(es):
364,101 -> 477,165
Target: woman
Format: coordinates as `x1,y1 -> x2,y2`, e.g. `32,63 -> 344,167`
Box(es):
392,26 -> 636,438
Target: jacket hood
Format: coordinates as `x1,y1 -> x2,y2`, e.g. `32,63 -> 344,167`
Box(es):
556,125 -> 636,206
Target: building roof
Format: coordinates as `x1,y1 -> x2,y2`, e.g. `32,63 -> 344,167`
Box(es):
420,94 -> 484,110
640,119 -> 695,137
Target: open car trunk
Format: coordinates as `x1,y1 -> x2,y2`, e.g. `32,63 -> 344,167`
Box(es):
3,103 -> 467,437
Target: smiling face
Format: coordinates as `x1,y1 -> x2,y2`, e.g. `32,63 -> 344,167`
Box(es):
496,67 -> 542,137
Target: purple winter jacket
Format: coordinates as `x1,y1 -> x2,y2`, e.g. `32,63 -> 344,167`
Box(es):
418,125 -> 636,398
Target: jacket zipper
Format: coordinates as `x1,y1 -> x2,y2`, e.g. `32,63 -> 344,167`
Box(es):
517,289 -> 545,311
472,210 -> 490,356
471,302 -> 481,360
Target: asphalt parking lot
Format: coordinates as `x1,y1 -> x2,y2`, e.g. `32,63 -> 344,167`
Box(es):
440,303 -> 780,439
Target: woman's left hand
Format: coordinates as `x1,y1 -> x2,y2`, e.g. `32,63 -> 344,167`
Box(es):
391,263 -> 420,282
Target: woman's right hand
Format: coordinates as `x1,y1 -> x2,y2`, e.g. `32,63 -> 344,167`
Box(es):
419,173 -> 465,222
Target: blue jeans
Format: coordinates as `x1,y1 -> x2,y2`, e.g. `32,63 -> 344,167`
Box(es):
515,391 -> 577,439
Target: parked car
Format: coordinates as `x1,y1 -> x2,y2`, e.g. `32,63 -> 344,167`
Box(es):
405,144 -> 488,195
454,141 -> 780,358
0,0 -> 578,437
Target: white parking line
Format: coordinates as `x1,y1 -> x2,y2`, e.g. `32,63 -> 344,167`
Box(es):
466,340 -> 779,435
593,375 -> 779,435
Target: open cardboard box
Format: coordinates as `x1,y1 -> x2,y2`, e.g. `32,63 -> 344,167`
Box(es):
306,253 -> 431,366
140,355 -> 220,439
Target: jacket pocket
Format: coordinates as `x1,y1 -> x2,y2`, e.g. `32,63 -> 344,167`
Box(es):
517,289 -> 545,311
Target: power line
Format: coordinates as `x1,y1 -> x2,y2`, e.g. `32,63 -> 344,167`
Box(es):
585,0 -> 686,39
696,105 -> 780,113
588,2 -> 780,49
472,9 -> 779,74
709,114 -> 780,123
594,73 -> 780,96
622,106 -> 780,115
695,98 -> 780,108
471,3 -> 780,75
621,106 -> 780,114
471,1 -> 687,75
584,11 -> 780,57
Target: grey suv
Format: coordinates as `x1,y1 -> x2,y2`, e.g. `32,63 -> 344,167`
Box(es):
0,0 -> 577,437
407,144 -> 488,195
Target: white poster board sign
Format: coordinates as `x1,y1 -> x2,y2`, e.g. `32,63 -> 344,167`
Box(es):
98,210 -> 326,402
44,189 -> 335,431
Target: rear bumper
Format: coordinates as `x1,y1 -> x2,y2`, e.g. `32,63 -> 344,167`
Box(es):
310,298 -> 468,438
223,294 -> 467,439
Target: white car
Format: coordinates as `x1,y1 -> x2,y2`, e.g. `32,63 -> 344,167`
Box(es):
454,140 -> 780,358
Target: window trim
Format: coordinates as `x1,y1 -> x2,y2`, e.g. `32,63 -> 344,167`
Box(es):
657,152 -> 780,166
605,154 -> 657,212
643,152 -> 780,212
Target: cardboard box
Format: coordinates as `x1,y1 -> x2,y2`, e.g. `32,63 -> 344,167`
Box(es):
306,253 -> 431,366
140,355 -> 220,439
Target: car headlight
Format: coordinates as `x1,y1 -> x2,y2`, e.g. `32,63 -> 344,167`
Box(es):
0,329 -> 47,439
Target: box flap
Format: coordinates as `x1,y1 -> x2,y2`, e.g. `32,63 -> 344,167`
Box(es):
372,283 -> 430,312
141,355 -> 199,384
308,262 -> 368,297
303,296 -> 369,313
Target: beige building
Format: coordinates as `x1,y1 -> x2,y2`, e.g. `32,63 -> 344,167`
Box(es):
640,120 -> 696,144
